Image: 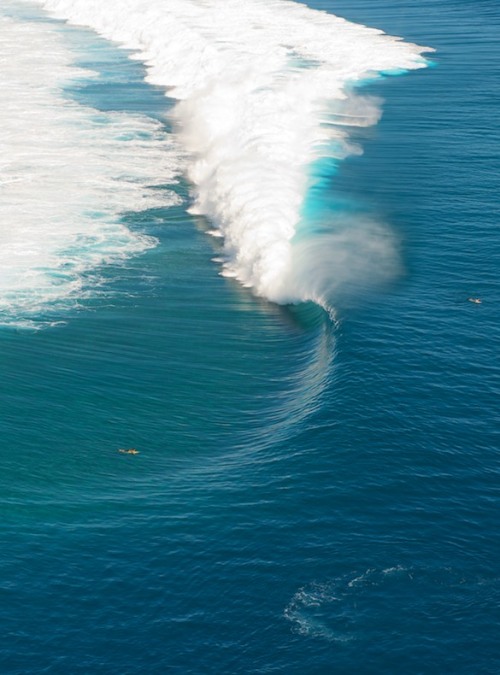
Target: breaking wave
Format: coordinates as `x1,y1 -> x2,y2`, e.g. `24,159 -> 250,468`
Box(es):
27,0 -> 432,307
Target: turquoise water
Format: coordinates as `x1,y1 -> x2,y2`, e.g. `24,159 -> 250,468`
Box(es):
1,1 -> 500,673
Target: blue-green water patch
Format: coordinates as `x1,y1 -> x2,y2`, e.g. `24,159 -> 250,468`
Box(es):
1,1 -> 500,674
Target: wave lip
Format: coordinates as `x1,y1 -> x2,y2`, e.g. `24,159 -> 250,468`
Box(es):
31,0 -> 433,306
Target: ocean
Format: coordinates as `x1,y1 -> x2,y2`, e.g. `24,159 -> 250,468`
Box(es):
1,0 -> 499,673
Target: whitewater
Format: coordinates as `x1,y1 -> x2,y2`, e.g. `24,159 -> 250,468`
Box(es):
13,0 -> 431,314
0,2 -> 181,326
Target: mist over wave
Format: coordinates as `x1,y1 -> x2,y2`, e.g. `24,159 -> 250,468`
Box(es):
30,0 -> 432,306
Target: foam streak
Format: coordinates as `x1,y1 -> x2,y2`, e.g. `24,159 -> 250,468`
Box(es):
0,5 -> 180,325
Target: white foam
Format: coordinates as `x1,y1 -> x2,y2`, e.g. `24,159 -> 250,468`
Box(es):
27,0 -> 432,305
0,8 -> 181,325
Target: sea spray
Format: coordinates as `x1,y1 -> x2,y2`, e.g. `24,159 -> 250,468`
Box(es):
27,0 -> 433,306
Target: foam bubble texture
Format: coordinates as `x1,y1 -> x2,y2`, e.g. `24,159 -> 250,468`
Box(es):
0,8 -> 181,326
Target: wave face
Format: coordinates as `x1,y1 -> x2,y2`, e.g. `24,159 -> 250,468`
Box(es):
0,7 -> 180,327
30,0 -> 431,306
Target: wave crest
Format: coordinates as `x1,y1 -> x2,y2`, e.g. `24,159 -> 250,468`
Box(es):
33,0 -> 432,305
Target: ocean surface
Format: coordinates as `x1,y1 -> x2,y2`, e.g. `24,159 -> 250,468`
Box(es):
1,0 -> 499,673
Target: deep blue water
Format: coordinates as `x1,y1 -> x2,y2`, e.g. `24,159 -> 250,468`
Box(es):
1,1 -> 500,673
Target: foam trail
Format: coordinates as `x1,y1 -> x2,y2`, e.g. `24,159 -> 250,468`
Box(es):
28,0 -> 432,306
0,6 -> 181,326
